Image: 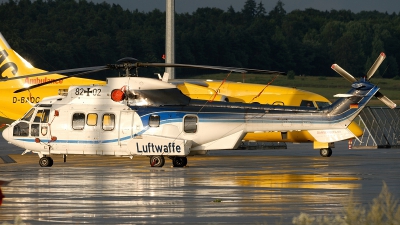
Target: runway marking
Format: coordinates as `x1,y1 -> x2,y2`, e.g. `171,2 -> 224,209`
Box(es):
0,155 -> 16,163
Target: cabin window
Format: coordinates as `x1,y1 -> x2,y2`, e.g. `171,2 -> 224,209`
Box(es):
21,108 -> 35,122
149,114 -> 160,127
31,124 -> 39,137
300,100 -> 314,107
87,113 -> 98,126
13,122 -> 29,137
102,113 -> 115,131
33,109 -> 50,123
183,115 -> 198,133
72,113 -> 85,130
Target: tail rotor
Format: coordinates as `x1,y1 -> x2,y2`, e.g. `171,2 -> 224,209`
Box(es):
331,64 -> 357,83
331,52 -> 396,109
366,52 -> 386,80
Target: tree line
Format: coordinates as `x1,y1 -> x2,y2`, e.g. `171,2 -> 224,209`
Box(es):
1,0 -> 399,79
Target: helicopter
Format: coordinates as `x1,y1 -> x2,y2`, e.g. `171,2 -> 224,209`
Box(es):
1,53 -> 395,167
0,32 -> 363,155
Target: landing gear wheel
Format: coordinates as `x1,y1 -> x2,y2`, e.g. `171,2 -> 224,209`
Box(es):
320,148 -> 332,157
172,157 -> 187,167
150,155 -> 165,167
47,157 -> 54,167
39,157 -> 54,167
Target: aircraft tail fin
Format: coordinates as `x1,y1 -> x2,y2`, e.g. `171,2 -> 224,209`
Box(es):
162,72 -> 170,82
0,33 -> 11,50
0,32 -> 47,80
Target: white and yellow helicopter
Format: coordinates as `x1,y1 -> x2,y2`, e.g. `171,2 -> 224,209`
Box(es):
1,53 -> 395,167
0,32 -> 363,155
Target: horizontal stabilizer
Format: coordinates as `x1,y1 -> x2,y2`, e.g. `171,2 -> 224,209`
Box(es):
333,94 -> 354,98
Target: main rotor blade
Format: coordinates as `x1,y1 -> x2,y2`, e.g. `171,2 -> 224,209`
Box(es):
331,64 -> 357,83
136,63 -> 248,73
223,67 -> 286,74
13,67 -> 108,93
3,66 -> 107,81
366,52 -> 386,80
375,91 -> 397,109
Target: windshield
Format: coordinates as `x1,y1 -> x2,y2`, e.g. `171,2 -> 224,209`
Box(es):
33,109 -> 50,123
21,108 -> 35,121
316,101 -> 331,109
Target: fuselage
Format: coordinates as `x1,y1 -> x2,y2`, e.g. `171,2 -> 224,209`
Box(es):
2,77 -> 378,158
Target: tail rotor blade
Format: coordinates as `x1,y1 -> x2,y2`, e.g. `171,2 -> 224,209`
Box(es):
366,52 -> 386,80
375,91 -> 397,109
331,64 -> 357,83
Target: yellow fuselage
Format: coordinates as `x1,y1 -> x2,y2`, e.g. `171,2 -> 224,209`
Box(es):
178,80 -> 363,144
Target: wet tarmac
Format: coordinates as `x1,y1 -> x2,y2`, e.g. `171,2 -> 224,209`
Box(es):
1,139 -> 400,224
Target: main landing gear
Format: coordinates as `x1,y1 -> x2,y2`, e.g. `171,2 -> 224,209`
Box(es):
320,148 -> 332,157
150,155 -> 165,167
172,156 -> 187,167
39,156 -> 54,167
149,155 -> 188,167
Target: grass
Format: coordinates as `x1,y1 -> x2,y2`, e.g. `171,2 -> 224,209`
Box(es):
292,182 -> 400,225
188,73 -> 400,107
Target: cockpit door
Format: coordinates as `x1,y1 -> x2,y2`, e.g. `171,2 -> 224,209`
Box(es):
30,108 -> 51,139
118,111 -> 134,146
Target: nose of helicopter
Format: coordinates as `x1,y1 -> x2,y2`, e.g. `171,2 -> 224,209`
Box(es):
2,126 -> 11,142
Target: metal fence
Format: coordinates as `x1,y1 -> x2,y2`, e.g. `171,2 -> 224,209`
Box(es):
353,107 -> 400,149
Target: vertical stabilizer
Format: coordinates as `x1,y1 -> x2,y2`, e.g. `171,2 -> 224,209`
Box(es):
0,33 -> 105,121
0,33 -> 11,50
0,32 -> 47,80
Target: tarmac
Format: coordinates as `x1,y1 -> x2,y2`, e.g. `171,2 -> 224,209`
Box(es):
1,138 -> 400,224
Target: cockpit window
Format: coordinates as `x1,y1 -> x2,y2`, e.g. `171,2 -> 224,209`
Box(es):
300,100 -> 315,108
316,101 -> 330,109
21,108 -> 35,122
33,109 -> 50,123
31,124 -> 39,137
13,122 -> 29,137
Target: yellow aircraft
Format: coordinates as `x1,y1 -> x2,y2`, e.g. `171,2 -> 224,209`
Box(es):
0,33 -> 105,121
177,79 -> 362,155
0,33 -> 362,156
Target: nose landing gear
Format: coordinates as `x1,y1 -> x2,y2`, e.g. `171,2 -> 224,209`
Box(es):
150,155 -> 165,167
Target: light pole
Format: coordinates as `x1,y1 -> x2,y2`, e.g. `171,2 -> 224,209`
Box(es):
165,0 -> 175,79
